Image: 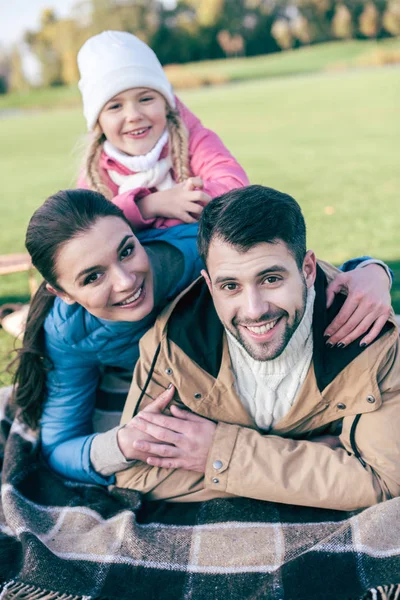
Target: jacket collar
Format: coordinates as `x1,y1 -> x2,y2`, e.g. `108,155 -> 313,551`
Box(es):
167,266 -> 395,392
167,276 -> 224,378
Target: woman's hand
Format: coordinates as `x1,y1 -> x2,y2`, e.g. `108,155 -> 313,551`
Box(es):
130,393 -> 217,473
137,177 -> 212,223
117,386 -> 175,461
325,264 -> 391,347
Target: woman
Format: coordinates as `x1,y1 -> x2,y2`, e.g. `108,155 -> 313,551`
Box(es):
12,189 -> 392,486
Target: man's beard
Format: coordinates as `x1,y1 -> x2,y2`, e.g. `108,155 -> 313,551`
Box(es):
229,287 -> 307,362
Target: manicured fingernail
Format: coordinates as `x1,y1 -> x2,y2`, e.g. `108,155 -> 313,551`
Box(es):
324,334 -> 331,340
326,342 -> 334,348
167,383 -> 173,389
360,342 -> 367,347
337,342 -> 345,349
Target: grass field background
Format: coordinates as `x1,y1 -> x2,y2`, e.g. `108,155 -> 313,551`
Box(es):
1,45 -> 399,383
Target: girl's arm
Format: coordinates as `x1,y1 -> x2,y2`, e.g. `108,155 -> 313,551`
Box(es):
77,167 -> 159,231
176,97 -> 250,197
111,188 -> 160,230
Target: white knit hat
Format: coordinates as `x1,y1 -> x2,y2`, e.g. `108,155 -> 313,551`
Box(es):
78,31 -> 176,131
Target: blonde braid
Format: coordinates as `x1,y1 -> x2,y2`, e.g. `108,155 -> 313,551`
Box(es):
166,107 -> 191,183
83,125 -> 113,200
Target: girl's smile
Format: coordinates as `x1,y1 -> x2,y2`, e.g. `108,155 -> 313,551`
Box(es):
98,88 -> 167,157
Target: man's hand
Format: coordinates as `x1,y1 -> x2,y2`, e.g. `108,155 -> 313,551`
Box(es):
325,264 -> 391,347
117,386 -> 175,461
131,399 -> 217,472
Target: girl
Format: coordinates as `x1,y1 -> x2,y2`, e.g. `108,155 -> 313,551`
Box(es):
12,189 -> 392,486
76,30 -> 249,229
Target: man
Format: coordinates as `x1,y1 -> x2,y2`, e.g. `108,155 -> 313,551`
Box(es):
116,185 -> 400,510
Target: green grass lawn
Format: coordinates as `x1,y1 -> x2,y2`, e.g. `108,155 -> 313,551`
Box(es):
0,65 -> 399,383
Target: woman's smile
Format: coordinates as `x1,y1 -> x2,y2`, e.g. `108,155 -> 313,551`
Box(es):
113,283 -> 146,308
54,216 -> 155,321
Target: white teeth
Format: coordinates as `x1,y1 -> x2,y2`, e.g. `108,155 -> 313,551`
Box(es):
246,320 -> 278,334
129,128 -> 148,136
119,287 -> 142,306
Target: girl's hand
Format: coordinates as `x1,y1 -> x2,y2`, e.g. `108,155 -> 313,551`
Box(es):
117,386 -> 175,461
137,177 -> 212,223
325,264 -> 391,347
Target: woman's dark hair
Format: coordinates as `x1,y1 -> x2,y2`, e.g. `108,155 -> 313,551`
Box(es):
12,189 -> 131,429
197,185 -> 307,269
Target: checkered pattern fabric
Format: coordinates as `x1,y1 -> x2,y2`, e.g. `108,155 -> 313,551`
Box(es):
0,387 -> 399,600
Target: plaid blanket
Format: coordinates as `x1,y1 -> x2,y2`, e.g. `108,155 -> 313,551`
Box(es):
0,387 -> 399,600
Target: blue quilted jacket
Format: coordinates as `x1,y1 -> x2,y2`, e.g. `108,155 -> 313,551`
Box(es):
41,224 -> 202,485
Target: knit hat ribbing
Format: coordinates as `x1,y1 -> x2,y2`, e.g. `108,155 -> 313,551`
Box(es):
78,30 -> 176,131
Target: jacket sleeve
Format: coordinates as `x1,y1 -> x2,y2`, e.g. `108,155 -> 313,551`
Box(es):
176,97 -> 249,197
111,188 -> 159,231
118,346 -> 400,507
339,256 -> 393,285
204,340 -> 400,511
41,335 -> 115,485
138,223 -> 203,297
76,169 -> 157,231
116,345 -> 227,501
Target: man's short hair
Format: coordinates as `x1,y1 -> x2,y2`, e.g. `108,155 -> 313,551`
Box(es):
197,185 -> 307,269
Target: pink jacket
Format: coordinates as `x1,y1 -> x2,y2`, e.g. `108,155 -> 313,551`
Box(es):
77,97 -> 249,230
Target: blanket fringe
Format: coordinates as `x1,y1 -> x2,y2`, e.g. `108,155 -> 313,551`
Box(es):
0,581 -> 91,600
363,584 -> 400,600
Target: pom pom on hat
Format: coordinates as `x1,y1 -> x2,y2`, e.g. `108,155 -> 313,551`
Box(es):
78,30 -> 176,131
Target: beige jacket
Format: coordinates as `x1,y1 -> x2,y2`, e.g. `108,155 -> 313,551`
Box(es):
117,262 -> 400,511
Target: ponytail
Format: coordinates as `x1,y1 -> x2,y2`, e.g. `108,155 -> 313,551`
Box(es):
12,282 -> 55,429
166,106 -> 191,183
83,125 -> 113,200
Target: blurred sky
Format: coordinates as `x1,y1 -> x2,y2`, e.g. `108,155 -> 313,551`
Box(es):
0,0 -> 77,46
0,0 -> 176,47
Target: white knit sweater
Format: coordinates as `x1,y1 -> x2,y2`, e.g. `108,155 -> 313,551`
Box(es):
227,286 -> 316,431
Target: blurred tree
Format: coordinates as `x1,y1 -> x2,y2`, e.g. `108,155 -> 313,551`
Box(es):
9,46 -> 30,91
271,18 -> 294,49
217,30 -> 245,56
25,13 -> 57,86
332,3 -> 353,38
383,0 -> 400,34
292,14 -> 312,43
359,2 -> 380,38
197,0 -> 224,27
6,0 -> 399,95
0,46 -> 10,94
25,10 -> 65,86
295,0 -> 334,43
